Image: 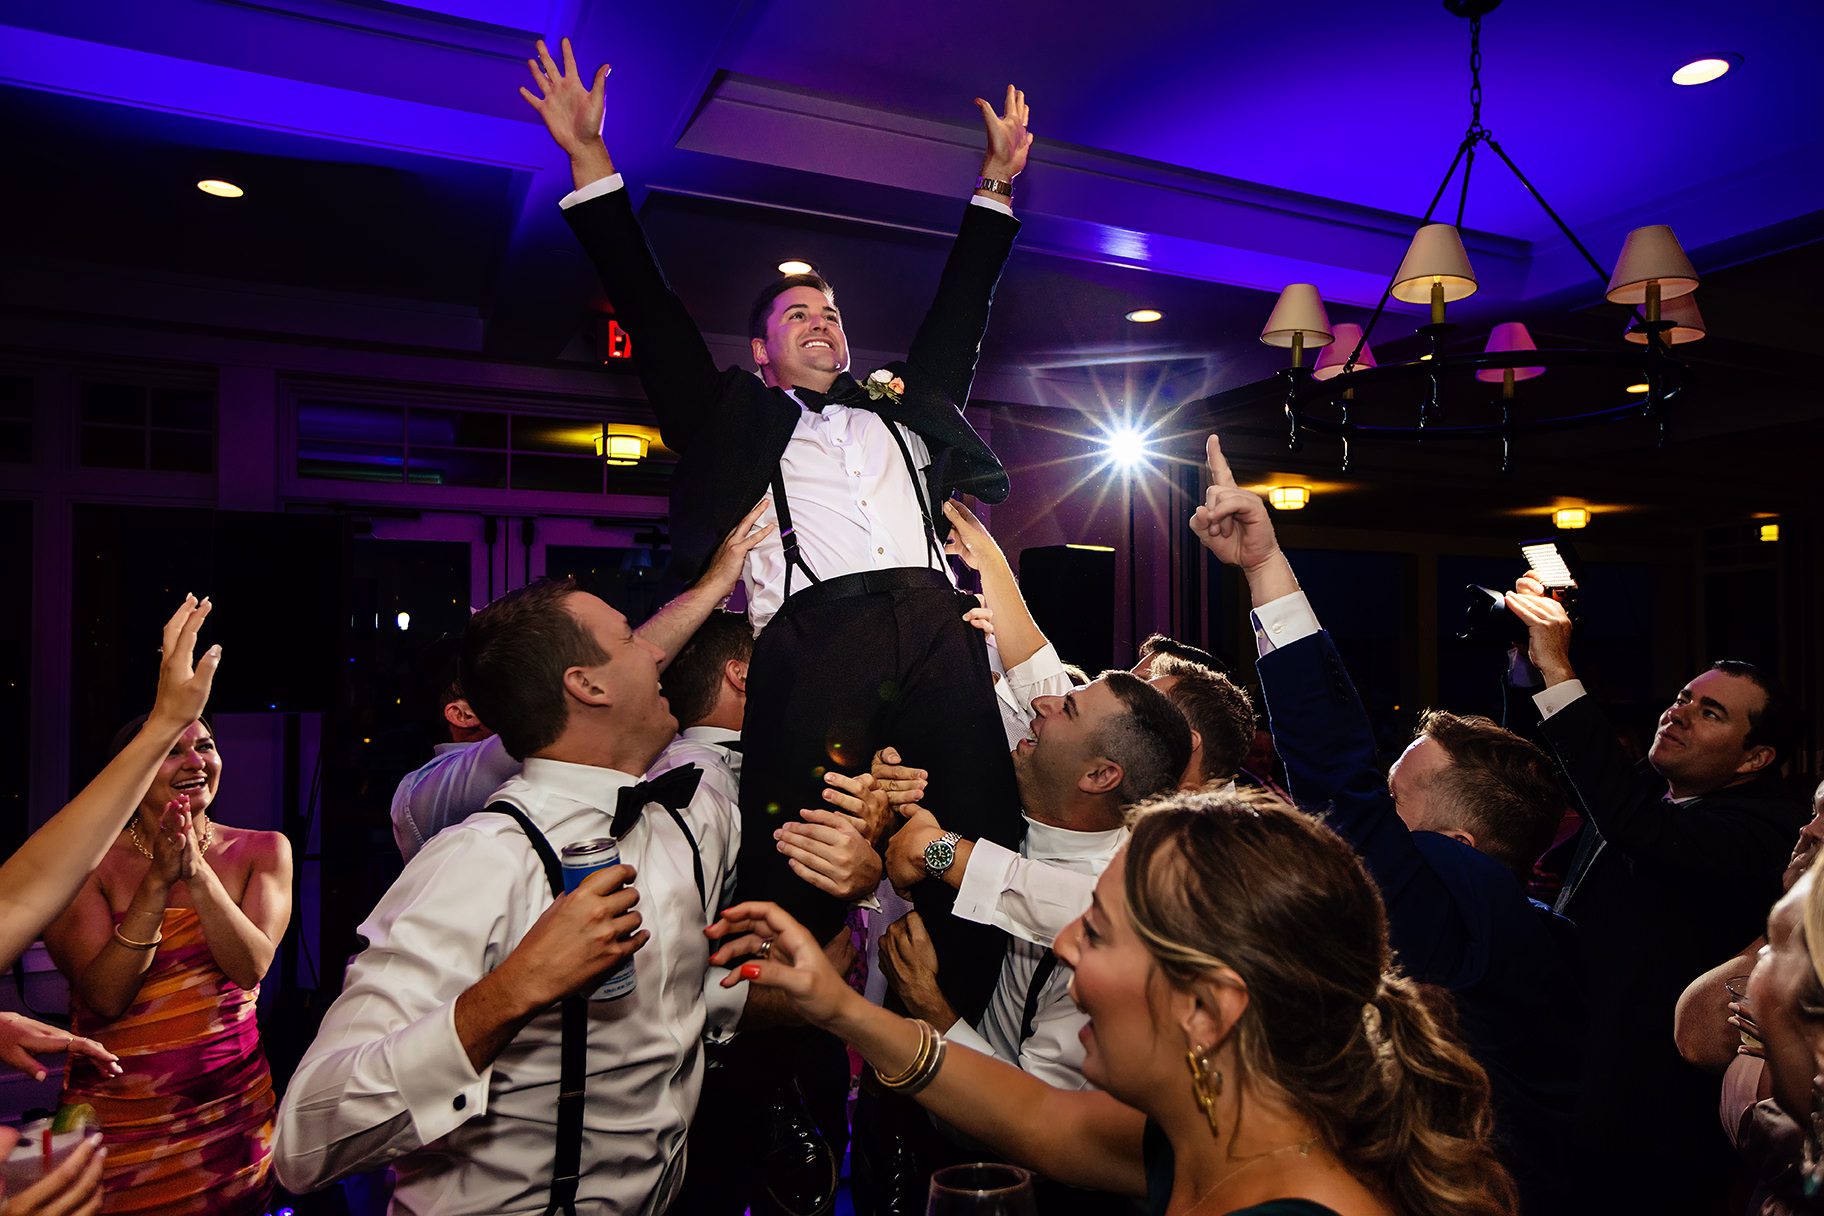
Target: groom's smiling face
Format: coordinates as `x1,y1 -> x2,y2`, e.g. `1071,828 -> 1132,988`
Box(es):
753,285 -> 848,390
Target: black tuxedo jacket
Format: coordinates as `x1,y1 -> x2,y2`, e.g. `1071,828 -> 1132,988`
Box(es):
563,186 -> 1015,584
1539,693 -> 1807,1158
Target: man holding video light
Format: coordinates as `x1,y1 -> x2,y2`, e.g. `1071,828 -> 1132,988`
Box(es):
1507,575 -> 1807,1213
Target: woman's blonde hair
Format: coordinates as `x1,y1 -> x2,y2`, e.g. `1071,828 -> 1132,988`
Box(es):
1122,786 -> 1517,1216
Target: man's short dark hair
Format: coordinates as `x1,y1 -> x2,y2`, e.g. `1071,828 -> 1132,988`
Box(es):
1417,709 -> 1565,880
1710,660 -> 1802,769
1150,654 -> 1256,784
1138,633 -> 1224,672
661,612 -> 754,730
460,578 -> 607,761
748,273 -> 836,341
1095,671 -> 1194,805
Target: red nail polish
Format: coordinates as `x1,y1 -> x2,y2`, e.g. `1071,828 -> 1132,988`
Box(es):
740,963 -> 762,979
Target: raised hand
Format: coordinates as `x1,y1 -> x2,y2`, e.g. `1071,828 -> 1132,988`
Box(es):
706,901 -> 858,1028
941,498 -> 1010,577
150,595 -> 219,732
700,499 -> 775,597
1504,573 -> 1576,686
975,84 -> 1034,181
1188,435 -> 1280,572
0,1012 -> 119,1083
519,38 -> 612,164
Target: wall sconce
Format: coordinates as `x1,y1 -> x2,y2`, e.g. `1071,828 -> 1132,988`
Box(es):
1553,506 -> 1590,530
1267,485 -> 1310,511
596,430 -> 648,465
1760,523 -> 1780,543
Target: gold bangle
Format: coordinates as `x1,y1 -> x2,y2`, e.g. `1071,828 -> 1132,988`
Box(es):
873,1020 -> 937,1090
111,926 -> 162,951
899,1034 -> 948,1097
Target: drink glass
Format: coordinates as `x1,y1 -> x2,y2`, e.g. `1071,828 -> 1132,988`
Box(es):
1724,975 -> 1761,1051
561,837 -> 637,1000
0,1120 -> 89,1192
926,1163 -> 1036,1215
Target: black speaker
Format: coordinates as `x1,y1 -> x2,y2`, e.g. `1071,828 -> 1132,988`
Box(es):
205,512 -> 344,713
1018,544 -> 1115,675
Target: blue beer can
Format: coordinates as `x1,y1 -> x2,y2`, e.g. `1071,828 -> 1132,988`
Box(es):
559,837 -> 638,1000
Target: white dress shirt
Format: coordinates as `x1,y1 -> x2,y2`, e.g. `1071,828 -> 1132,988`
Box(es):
558,173 -> 1013,631
273,757 -> 742,1215
945,817 -> 1122,1091
391,739 -> 521,862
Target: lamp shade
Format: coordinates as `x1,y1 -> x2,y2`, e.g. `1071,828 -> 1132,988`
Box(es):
1390,224 -> 1478,304
1268,485 -> 1310,510
1625,292 -> 1706,344
1259,284 -> 1333,348
596,431 -> 648,465
1475,322 -> 1545,382
1605,225 -> 1699,305
1312,322 -> 1376,380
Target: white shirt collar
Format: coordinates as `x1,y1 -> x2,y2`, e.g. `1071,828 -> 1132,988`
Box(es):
1020,813 -> 1126,864
678,726 -> 741,747
519,756 -> 638,808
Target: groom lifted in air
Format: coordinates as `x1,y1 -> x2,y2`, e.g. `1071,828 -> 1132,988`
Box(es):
522,39 -> 1033,1021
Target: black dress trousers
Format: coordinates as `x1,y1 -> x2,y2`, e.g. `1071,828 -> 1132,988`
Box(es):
738,568 -> 1023,1023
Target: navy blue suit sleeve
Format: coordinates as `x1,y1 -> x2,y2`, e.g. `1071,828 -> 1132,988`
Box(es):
562,187 -> 724,455
1257,632 -> 1471,982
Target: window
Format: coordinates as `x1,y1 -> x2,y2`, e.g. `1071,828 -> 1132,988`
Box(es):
295,397 -> 662,495
78,380 -> 215,472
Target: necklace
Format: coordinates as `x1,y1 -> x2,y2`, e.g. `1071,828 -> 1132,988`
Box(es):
1180,1135 -> 1319,1215
126,814 -> 215,861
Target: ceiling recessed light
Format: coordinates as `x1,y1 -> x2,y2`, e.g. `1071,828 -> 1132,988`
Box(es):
1672,55 -> 1737,86
1125,309 -> 1164,323
1625,382 -> 1650,394
777,259 -> 814,275
197,179 -> 244,199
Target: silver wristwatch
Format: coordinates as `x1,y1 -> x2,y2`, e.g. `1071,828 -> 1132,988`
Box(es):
922,831 -> 963,879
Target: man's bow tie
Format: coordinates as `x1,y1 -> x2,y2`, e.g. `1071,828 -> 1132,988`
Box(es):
792,373 -> 873,412
611,765 -> 703,838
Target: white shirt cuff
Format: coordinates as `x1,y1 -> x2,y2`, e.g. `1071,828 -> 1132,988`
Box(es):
945,1018 -> 997,1061
1251,590 -> 1322,656
391,998 -> 490,1146
969,194 -> 1013,218
1533,679 -> 1588,721
952,837 -> 1020,927
704,970 -> 750,1043
558,172 -> 625,210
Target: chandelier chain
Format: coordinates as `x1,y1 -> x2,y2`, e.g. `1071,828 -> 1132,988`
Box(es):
1467,16 -> 1485,136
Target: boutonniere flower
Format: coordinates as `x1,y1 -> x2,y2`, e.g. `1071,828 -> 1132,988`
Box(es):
863,368 -> 906,404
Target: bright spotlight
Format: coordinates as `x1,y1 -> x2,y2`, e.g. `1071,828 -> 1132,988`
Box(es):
1103,427 -> 1150,471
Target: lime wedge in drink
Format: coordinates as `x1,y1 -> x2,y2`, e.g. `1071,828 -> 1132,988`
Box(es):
50,1103 -> 98,1134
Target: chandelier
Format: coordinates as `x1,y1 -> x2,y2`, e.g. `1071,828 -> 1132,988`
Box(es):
1201,0 -> 1702,472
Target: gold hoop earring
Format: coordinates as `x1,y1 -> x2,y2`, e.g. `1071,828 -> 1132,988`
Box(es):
1185,1042 -> 1223,1140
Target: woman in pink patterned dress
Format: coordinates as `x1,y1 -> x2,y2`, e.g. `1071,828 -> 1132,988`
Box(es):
46,716 -> 292,1216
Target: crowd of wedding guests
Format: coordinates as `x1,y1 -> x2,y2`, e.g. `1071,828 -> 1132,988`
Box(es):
1,433 -> 1816,1216
1,34 -> 1819,1216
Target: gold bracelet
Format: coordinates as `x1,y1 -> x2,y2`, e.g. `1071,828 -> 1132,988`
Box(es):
975,175 -> 1013,199
899,1034 -> 948,1097
872,1019 -> 935,1089
111,926 -> 162,951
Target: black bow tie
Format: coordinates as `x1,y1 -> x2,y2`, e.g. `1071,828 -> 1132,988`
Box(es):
611,765 -> 703,838
792,373 -> 872,413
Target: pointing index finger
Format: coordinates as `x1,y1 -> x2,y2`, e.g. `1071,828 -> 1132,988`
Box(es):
1205,434 -> 1238,491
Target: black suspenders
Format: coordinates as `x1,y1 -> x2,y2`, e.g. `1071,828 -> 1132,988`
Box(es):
484,802 -> 585,1216
771,409 -> 946,602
